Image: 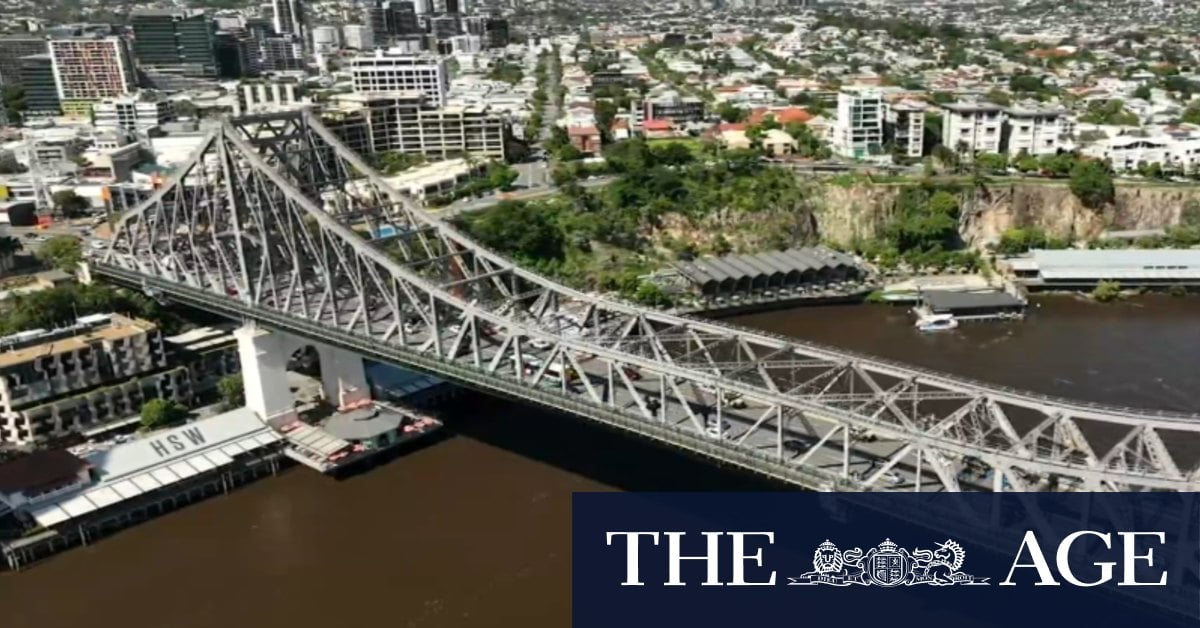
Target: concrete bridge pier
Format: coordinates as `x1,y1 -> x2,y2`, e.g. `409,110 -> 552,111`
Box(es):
316,343 -> 371,409
235,322 -> 299,425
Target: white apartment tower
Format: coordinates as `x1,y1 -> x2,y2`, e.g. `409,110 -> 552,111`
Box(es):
888,100 -> 925,158
349,50 -> 450,106
833,87 -> 884,159
940,102 -> 1004,156
1004,103 -> 1063,157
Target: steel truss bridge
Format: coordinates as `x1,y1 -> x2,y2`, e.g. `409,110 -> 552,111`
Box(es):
92,111 -> 1200,494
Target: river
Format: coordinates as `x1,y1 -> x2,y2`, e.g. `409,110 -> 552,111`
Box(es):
1,296 -> 1197,628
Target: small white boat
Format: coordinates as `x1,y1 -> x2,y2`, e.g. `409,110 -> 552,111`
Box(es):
916,313 -> 958,332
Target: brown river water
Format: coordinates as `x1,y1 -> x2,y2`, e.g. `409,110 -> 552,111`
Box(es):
2,296 -> 1198,628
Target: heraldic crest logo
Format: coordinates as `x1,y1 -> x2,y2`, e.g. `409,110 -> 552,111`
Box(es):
788,538 -> 990,587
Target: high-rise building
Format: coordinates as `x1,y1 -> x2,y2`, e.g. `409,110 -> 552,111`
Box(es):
215,29 -> 262,78
48,37 -> 136,116
429,15 -> 460,39
130,10 -> 219,79
270,0 -> 306,42
343,24 -> 374,50
327,91 -> 506,159
484,18 -> 509,48
260,36 -> 304,72
833,87 -> 884,159
0,36 -> 49,88
349,51 -> 449,105
435,0 -> 467,13
887,100 -> 925,159
311,25 -> 340,54
411,0 -> 433,15
18,54 -> 61,117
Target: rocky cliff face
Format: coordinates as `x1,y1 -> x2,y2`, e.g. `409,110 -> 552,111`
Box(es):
811,180 -> 1200,248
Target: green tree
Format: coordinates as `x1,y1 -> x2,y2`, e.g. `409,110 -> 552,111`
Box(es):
1133,84 -> 1152,100
217,374 -> 244,408
140,398 -> 188,431
717,101 -> 747,123
1069,160 -> 1115,208
1091,280 -> 1122,302
464,200 -> 565,263
974,153 -> 1009,173
984,88 -> 1012,106
486,162 -> 519,191
52,190 -> 91,217
35,236 -> 82,271
2,86 -> 26,125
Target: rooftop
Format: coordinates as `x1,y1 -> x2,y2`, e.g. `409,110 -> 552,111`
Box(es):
0,314 -> 156,369
0,449 -> 89,496
322,407 -> 403,442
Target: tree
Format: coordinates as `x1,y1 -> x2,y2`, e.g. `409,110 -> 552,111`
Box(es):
2,85 -> 26,126
35,236 -> 82,271
140,398 -> 188,431
486,162 -> 519,191
464,200 -> 565,263
717,101 -> 747,123
51,190 -> 91,217
974,152 -> 1008,173
1069,160 -> 1115,208
217,374 -> 244,408
1091,280 -> 1122,302
1133,84 -> 1152,100
985,88 -> 1012,106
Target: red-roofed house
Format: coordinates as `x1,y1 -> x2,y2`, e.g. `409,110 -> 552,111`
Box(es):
568,125 -> 602,154
642,118 -> 674,139
747,107 -> 813,126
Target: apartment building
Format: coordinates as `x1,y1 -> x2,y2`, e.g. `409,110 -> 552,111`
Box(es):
93,95 -> 176,134
343,24 -> 374,51
940,102 -> 1004,156
833,87 -> 884,159
0,314 -> 191,445
1082,135 -> 1200,173
349,51 -> 450,106
887,100 -> 926,159
642,92 -> 707,126
326,91 -> 506,159
1003,102 -> 1064,157
48,37 -> 136,116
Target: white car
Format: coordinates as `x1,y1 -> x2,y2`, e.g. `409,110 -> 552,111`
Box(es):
530,338 -> 553,350
705,420 -> 731,439
90,240 -> 107,250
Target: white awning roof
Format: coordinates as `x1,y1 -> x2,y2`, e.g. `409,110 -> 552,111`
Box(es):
25,408 -> 280,529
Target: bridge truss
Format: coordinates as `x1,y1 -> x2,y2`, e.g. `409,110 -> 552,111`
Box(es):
94,111 -> 1200,493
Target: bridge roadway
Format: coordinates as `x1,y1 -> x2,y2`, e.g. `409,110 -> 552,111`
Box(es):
91,113 -> 1200,495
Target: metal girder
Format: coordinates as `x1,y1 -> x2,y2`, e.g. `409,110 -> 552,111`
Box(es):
94,111 -> 1200,494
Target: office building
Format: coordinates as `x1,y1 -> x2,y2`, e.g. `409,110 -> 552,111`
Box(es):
435,0 -> 466,13
484,18 -> 509,48
234,80 -> 309,114
311,25 -> 340,55
215,29 -> 262,78
887,100 -> 925,159
0,37 -> 48,88
411,0 -> 433,15
1003,102 -> 1063,157
326,91 -> 506,159
832,87 -> 884,159
429,16 -> 461,40
0,314 -> 192,445
271,0 -> 306,42
940,101 -> 1004,156
92,95 -> 175,134
48,37 -> 136,115
130,10 -> 219,79
367,0 -> 420,43
18,55 -> 61,117
343,24 -> 374,51
261,36 -> 304,72
349,51 -> 450,106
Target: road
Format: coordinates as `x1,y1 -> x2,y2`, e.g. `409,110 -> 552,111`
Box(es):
435,176 -> 617,219
5,220 -> 109,256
